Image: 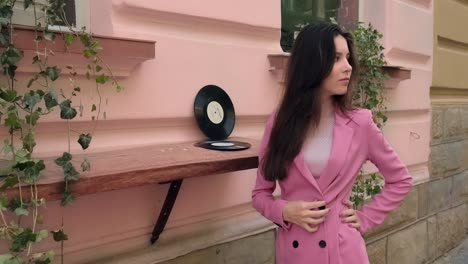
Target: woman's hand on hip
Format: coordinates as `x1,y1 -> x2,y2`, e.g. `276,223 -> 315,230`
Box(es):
340,200 -> 361,230
282,200 -> 330,233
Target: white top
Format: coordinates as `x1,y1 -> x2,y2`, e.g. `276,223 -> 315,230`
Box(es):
302,115 -> 335,178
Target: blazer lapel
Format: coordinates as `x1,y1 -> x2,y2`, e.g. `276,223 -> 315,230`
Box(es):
293,151 -> 322,194
318,109 -> 354,192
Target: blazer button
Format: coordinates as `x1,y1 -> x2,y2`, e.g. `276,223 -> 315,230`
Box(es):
319,240 -> 327,248
292,240 -> 299,248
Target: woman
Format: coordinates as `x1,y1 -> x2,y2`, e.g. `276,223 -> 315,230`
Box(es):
252,22 -> 412,264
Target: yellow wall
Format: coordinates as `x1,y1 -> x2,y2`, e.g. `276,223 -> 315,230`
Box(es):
432,0 -> 468,98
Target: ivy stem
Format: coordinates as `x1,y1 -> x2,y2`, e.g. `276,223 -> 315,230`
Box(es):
0,208 -> 8,227
26,184 -> 38,256
91,65 -> 102,134
16,172 -> 23,205
61,216 -> 64,264
67,121 -> 71,153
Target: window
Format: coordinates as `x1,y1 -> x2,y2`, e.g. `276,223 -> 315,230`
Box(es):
280,0 -> 359,52
12,0 -> 89,31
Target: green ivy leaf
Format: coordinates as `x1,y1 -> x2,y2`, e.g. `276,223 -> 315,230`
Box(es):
8,196 -> 22,213
0,32 -> 9,46
63,33 -> 76,46
0,89 -> 17,102
35,230 -> 48,242
44,90 -> 59,110
3,46 -> 22,65
96,65 -> 102,72
5,112 -> 22,130
32,250 -> 55,264
61,191 -> 75,206
63,162 -> 79,181
0,195 -> 9,209
91,104 -> 96,112
26,111 -> 40,125
24,160 -> 45,181
23,131 -> 36,152
0,175 -> 19,192
1,255 -> 22,264
78,133 -> 92,150
24,90 -> 41,110
81,158 -> 90,172
95,74 -> 110,84
11,228 -> 36,252
51,229 -> 68,242
59,100 -> 77,119
14,207 -> 29,217
45,66 -> 61,81
54,152 -> 72,167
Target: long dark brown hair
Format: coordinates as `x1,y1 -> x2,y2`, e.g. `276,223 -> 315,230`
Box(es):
262,22 -> 358,181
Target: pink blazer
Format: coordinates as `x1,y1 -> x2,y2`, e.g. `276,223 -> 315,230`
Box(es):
252,108 -> 413,264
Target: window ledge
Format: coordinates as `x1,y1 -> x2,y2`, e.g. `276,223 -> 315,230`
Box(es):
6,26 -> 156,77
267,53 -> 412,88
6,138 -> 260,201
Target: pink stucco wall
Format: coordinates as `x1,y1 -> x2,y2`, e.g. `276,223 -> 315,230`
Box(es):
361,0 -> 432,184
1,0 -> 432,262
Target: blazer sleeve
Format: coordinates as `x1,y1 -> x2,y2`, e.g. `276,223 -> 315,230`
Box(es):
356,110 -> 413,234
251,113 -> 291,230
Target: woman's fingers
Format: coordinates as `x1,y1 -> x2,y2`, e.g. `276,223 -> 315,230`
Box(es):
340,208 -> 355,217
343,199 -> 354,209
303,224 -> 319,233
343,214 -> 357,223
304,216 -> 325,226
348,222 -> 361,229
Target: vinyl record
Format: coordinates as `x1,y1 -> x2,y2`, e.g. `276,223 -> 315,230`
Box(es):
195,140 -> 251,151
194,85 -> 235,140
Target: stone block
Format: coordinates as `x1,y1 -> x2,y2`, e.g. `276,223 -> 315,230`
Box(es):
430,141 -> 463,179
452,171 -> 468,206
417,182 -> 429,218
387,221 -> 428,264
364,188 -> 418,238
428,177 -> 452,214
367,238 -> 387,264
443,107 -> 462,139
461,105 -> 468,136
464,140 -> 468,171
432,107 -> 444,141
436,205 -> 466,257
159,231 -> 275,264
427,216 -> 438,261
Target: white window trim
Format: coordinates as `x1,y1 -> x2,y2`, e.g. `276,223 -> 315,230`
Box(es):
48,0 -> 90,32
359,0 -> 365,22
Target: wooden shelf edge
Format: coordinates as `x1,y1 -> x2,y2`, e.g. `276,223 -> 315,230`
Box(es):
267,53 -> 412,87
5,26 -> 156,77
5,139 -> 260,202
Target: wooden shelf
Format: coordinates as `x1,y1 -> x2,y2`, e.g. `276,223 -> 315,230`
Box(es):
6,138 -> 260,201
5,26 -> 156,77
267,53 -> 412,87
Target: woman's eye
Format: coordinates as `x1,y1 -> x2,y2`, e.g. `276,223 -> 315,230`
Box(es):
335,56 -> 340,62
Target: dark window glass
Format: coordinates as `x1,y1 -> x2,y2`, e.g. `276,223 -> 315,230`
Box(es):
280,0 -> 358,52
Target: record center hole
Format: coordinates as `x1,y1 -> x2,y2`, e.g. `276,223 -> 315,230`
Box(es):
210,142 -> 235,147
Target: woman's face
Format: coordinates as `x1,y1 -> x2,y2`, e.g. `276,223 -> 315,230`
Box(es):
320,35 -> 352,98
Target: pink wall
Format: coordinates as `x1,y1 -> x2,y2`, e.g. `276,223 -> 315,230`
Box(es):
1,0 -> 433,262
2,0 -> 284,262
361,0 -> 433,184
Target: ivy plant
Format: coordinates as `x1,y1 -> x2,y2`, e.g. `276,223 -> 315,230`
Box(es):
350,22 -> 388,209
0,0 -> 121,263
